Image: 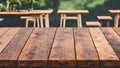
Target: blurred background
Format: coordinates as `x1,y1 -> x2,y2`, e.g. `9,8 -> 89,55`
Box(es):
0,0 -> 120,27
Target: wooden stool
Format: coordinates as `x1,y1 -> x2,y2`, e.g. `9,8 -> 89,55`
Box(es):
86,21 -> 101,27
60,14 -> 78,27
58,10 -> 89,28
97,16 -> 112,27
21,16 -> 36,28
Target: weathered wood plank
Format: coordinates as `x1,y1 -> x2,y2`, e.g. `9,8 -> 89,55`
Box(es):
18,28 -> 56,67
74,28 -> 99,67
89,28 -> 119,66
0,28 -> 20,53
114,28 -> 120,36
48,28 -> 75,67
0,28 -> 33,67
101,28 -> 120,66
0,28 -> 9,37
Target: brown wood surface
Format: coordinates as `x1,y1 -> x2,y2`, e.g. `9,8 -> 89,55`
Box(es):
0,10 -> 53,15
74,28 -> 99,67
18,28 -> 56,67
101,28 -> 120,66
114,28 -> 120,36
0,28 -> 20,53
57,10 -> 89,14
0,28 -> 9,37
97,16 -> 112,20
0,28 -> 120,67
89,28 -> 119,66
0,28 -> 33,66
109,10 -> 120,14
48,28 -> 75,67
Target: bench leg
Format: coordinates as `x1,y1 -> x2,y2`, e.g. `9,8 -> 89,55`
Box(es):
40,15 -> 44,28
63,14 -> 66,28
45,14 -> 50,28
114,14 -> 119,27
77,14 -> 82,28
60,14 -> 63,27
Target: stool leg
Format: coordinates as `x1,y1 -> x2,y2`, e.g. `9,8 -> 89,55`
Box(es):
60,14 -> 63,27
107,20 -> 110,27
100,21 -> 103,27
63,14 -> 66,28
26,19 -> 28,28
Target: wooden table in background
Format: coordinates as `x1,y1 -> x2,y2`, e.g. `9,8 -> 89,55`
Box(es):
58,10 -> 89,28
0,28 -> 120,68
109,10 -> 120,27
0,10 -> 53,27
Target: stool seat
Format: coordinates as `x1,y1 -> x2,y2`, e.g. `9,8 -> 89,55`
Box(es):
21,16 -> 36,28
21,16 -> 34,19
97,16 -> 112,27
86,21 -> 101,27
97,16 -> 112,20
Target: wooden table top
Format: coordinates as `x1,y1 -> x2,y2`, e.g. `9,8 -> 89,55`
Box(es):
0,10 -> 53,15
0,28 -> 120,67
57,10 -> 89,14
109,10 -> 120,14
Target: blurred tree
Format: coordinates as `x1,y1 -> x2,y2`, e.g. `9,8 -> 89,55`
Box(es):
37,0 -> 60,12
7,0 -> 22,11
73,0 -> 107,9
22,0 -> 36,11
0,0 -> 60,12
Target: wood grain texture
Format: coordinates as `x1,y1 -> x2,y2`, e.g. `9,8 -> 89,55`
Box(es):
48,28 -> 75,67
18,28 -> 56,67
57,10 -> 89,14
0,28 -> 9,37
74,28 -> 99,67
89,28 -> 119,66
101,28 -> 120,66
114,28 -> 120,36
0,28 -> 20,53
109,10 -> 120,14
0,10 -> 53,15
0,28 -> 33,67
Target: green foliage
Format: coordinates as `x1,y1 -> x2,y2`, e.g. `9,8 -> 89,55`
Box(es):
60,0 -> 107,10
59,1 -> 74,10
0,4 -> 7,11
7,0 -> 22,7
37,0 -> 45,7
23,0 -> 36,5
87,0 -> 106,8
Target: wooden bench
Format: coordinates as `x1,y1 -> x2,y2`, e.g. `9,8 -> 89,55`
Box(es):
21,16 -> 36,28
0,10 -> 53,28
97,16 -> 112,27
86,21 -> 101,27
